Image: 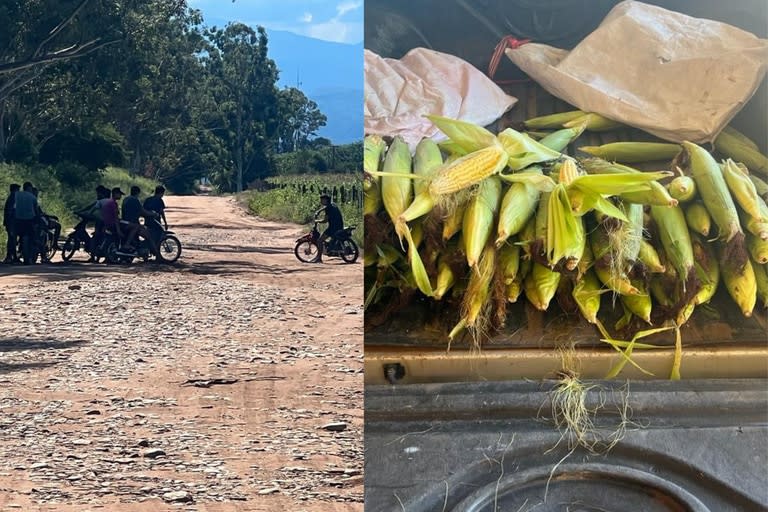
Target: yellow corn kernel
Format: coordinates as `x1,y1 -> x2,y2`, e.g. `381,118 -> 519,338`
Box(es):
429,145 -> 508,196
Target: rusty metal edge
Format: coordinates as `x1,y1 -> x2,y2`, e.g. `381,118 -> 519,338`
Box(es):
364,345 -> 768,385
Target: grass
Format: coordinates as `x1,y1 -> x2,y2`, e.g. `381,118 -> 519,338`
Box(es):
244,183 -> 363,247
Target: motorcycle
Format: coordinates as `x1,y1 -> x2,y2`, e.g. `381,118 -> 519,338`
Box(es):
105,216 -> 182,264
294,221 -> 359,264
60,213 -> 100,262
17,214 -> 58,264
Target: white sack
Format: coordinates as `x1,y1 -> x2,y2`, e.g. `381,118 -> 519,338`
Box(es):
364,48 -> 517,150
505,0 -> 768,143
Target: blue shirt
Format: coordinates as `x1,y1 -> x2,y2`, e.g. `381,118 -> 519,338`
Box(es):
13,190 -> 38,220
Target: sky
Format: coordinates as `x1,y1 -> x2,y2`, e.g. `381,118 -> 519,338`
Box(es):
188,0 -> 364,44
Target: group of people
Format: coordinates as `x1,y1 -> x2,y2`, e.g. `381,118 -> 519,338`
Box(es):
2,182 -> 167,264
3,182 -> 61,264
76,184 -> 168,259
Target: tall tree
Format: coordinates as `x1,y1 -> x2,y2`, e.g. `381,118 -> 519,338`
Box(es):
276,87 -> 327,153
204,23 -> 279,192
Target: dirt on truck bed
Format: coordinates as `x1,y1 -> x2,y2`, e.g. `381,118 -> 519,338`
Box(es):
0,195 -> 364,512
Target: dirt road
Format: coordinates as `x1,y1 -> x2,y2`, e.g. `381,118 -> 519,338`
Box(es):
0,195 -> 363,511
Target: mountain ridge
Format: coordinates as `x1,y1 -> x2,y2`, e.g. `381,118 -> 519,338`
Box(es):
265,29 -> 363,144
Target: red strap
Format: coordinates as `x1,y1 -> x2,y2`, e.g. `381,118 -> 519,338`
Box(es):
488,36 -> 531,84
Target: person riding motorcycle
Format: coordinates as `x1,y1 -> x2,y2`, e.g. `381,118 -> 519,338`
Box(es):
120,185 -> 159,254
314,193 -> 344,263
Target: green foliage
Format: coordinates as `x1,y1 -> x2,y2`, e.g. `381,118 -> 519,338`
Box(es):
0,1 -> 336,196
272,142 -> 362,175
246,174 -> 363,245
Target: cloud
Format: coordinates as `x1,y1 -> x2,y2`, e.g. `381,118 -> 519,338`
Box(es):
335,1 -> 362,19
299,11 -> 313,23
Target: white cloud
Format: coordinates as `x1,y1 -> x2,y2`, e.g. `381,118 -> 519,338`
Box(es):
299,11 -> 313,23
305,20 -> 362,44
335,1 -> 362,19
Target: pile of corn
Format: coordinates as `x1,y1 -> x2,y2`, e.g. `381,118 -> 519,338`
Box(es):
363,112 -> 768,345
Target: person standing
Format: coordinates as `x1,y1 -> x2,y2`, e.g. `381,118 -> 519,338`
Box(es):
3,183 -> 20,263
13,182 -> 40,265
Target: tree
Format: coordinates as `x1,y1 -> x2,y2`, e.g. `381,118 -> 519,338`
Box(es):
276,87 -> 327,153
204,23 -> 279,192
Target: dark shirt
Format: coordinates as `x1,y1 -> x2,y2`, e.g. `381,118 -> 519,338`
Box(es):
102,198 -> 119,226
13,190 -> 38,221
143,196 -> 165,215
122,195 -> 142,223
3,191 -> 15,227
325,202 -> 343,233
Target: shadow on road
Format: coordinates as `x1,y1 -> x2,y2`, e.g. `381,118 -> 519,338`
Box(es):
184,243 -> 288,255
0,338 -> 88,353
0,360 -> 59,375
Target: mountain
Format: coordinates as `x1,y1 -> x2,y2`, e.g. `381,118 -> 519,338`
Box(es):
265,30 -> 363,144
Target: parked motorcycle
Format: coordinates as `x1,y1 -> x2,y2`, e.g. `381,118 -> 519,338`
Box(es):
294,221 -> 358,264
17,215 -> 58,264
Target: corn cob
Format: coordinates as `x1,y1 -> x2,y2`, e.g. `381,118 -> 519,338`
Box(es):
650,205 -> 694,286
363,172 -> 382,216
579,158 -> 678,207
524,262 -> 561,310
755,258 -> 768,309
714,127 -> 768,176
721,158 -> 766,221
638,239 -> 665,273
449,243 -> 497,343
547,184 -> 586,271
563,112 -> 622,132
429,144 -> 508,196
413,138 -> 444,196
363,135 -> 386,216
620,278 -> 652,324
747,232 -> 768,264
538,124 -> 586,152
433,257 -> 456,300
578,142 -> 681,163
691,234 -> 719,307
719,245 -> 757,317
738,200 -> 768,240
498,242 -> 521,285
721,126 -> 760,151
620,202 -> 644,266
495,167 -> 542,247
442,199 -> 467,240
524,110 -> 586,129
572,269 -> 603,324
463,176 -> 502,268
684,201 -> 711,237
381,136 -> 413,225
593,263 -> 640,296
683,141 -> 747,271
667,175 -> 696,203
497,128 -> 562,170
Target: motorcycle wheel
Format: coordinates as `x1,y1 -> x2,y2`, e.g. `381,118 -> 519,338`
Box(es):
61,234 -> 77,261
105,242 -> 120,264
294,240 -> 320,263
339,239 -> 359,264
156,235 -> 181,263
44,232 -> 57,262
